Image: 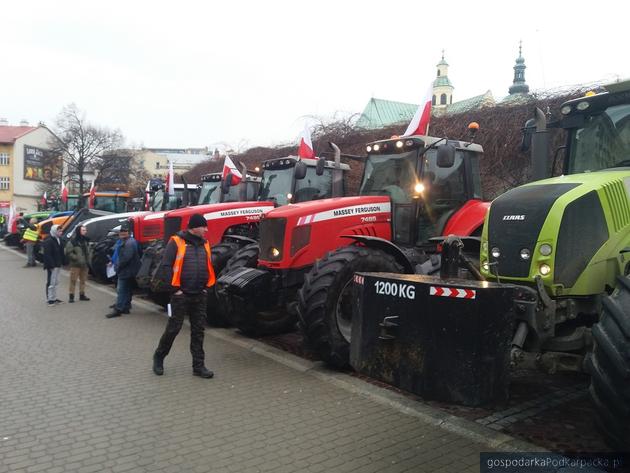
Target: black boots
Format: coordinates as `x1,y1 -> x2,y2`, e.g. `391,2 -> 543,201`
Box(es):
106,309 -> 122,318
69,294 -> 75,303
79,294 -> 90,301
193,367 -> 214,379
152,354 -> 164,376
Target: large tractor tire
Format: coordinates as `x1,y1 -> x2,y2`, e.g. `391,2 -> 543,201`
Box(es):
89,235 -> 118,283
586,275 -> 630,449
206,241 -> 242,326
297,245 -> 404,369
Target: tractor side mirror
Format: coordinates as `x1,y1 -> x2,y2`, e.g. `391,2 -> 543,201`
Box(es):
294,161 -> 307,180
437,144 -> 456,168
315,156 -> 326,176
520,118 -> 535,152
221,175 -> 232,194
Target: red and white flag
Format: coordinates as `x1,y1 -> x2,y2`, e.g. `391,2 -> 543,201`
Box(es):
40,192 -> 47,207
60,180 -> 69,203
166,160 -> 175,196
297,123 -> 315,159
88,180 -> 96,208
144,180 -> 151,210
403,82 -> 433,137
222,154 -> 242,185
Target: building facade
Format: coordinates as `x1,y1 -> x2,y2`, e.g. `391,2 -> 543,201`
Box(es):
0,122 -> 58,212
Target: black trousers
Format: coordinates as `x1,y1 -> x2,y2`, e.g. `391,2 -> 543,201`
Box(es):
155,293 -> 206,368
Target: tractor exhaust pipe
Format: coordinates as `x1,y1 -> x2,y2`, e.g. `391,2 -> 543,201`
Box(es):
329,142 -> 344,197
521,107 -> 549,182
181,175 -> 190,207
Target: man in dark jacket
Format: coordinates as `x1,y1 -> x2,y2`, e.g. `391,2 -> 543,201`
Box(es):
152,213 -> 215,378
106,221 -> 141,318
42,224 -> 65,306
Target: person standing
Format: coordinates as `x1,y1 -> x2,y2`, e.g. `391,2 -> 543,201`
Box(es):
65,225 -> 91,303
42,224 -> 65,306
106,221 -> 141,318
152,213 -> 215,378
22,217 -> 39,267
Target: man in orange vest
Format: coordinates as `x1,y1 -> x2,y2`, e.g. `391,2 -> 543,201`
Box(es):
152,213 -> 216,378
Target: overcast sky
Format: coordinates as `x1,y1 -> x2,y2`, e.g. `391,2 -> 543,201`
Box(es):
2,0 -> 628,151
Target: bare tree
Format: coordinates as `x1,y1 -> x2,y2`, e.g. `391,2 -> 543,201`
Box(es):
49,104 -> 124,205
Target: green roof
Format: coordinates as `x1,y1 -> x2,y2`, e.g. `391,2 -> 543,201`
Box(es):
355,98 -> 418,129
445,91 -> 495,114
433,76 -> 453,88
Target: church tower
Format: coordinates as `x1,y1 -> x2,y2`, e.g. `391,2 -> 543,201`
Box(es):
508,41 -> 530,95
432,50 -> 454,109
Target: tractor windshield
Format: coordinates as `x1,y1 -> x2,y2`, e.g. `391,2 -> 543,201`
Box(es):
259,167 -> 295,205
360,150 -> 418,203
293,166 -> 333,202
568,103 -> 630,173
197,181 -> 222,205
92,196 -> 127,213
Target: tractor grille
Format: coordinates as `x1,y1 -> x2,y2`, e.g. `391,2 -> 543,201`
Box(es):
602,180 -> 630,233
259,217 -> 286,262
142,223 -> 161,239
163,216 -> 181,242
487,183 -> 579,278
555,191 -> 608,288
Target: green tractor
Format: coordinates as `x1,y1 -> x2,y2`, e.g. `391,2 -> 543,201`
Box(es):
475,80 -> 630,448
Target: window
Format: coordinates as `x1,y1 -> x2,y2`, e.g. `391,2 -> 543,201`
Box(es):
0,153 -> 9,166
437,70 -> 441,77
440,94 -> 447,105
432,95 -> 436,106
0,177 -> 9,190
155,162 -> 160,169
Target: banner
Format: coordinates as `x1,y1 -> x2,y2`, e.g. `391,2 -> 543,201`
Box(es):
23,145 -> 55,182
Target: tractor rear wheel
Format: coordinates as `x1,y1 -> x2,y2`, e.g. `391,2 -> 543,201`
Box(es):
206,241 -> 241,326
586,275 -> 630,449
90,235 -> 118,282
298,245 -> 404,369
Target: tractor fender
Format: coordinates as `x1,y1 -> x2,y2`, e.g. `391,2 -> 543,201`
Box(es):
340,235 -> 414,273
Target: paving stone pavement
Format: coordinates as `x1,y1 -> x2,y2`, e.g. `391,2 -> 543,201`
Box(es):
0,246 -> 498,472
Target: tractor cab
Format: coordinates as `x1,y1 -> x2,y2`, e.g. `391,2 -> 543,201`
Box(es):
361,136 -> 484,247
146,179 -> 200,211
257,156 -> 349,206
199,172 -> 261,205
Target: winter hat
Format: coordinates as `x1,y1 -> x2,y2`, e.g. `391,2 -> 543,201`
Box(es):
187,213 -> 207,229
50,224 -> 61,238
119,221 -> 131,232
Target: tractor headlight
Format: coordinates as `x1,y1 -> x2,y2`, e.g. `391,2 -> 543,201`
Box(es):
520,248 -> 531,260
396,140 -> 404,148
491,247 -> 501,258
270,247 -> 281,258
414,183 -> 425,194
539,263 -> 551,276
561,105 -> 572,115
366,145 -> 372,152
481,260 -> 489,272
539,243 -> 552,256
577,101 -> 590,111
287,193 -> 293,201
373,144 -> 380,152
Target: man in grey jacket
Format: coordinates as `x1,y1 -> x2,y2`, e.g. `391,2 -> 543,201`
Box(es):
152,213 -> 215,378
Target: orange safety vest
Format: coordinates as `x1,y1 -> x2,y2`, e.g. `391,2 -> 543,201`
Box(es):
170,235 -> 216,288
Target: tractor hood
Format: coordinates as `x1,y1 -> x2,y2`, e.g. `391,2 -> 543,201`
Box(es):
261,195 -> 391,221
164,200 -> 275,219
482,169 -> 630,294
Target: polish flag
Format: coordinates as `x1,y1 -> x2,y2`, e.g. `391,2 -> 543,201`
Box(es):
222,154 -> 242,185
403,82 -> 433,137
40,192 -> 47,207
88,180 -> 96,208
297,123 -> 315,159
144,180 -> 151,210
166,160 -> 175,196
61,180 -> 69,203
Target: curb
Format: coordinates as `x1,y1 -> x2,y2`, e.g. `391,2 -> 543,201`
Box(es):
1,243 -> 543,451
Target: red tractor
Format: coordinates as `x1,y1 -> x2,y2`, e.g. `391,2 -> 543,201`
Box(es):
134,171 -> 262,291
145,154 -> 350,322
217,132 -> 489,364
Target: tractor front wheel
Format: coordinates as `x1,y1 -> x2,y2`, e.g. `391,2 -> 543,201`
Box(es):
297,245 -> 404,369
586,275 -> 630,449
